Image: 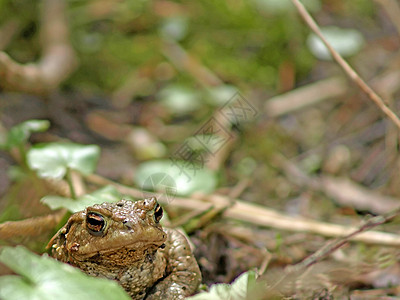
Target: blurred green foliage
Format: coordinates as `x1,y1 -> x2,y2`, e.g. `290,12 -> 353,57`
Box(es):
0,0 -> 306,91
27,143 -> 100,179
0,246 -> 131,300
42,185 -> 122,212
186,1 -> 311,88
1,0 -> 378,95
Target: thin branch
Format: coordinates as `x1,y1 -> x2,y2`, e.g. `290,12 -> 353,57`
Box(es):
162,40 -> 223,87
288,207 -> 400,272
86,174 -> 400,246
276,154 -> 400,214
291,0 -> 400,130
0,209 -> 65,239
162,39 -> 240,171
265,77 -> 347,117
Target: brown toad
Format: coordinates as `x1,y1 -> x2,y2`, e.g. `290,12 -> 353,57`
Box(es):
48,198 -> 201,299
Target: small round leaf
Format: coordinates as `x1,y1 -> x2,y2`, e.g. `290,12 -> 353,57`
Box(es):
159,85 -> 201,115
27,143 -> 100,179
1,119 -> 50,150
134,159 -> 217,197
42,186 -> 122,213
307,26 -> 365,60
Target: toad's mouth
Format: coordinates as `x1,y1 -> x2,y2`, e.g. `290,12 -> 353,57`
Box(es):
71,239 -> 166,261
93,243 -> 163,264
101,240 -> 164,254
70,245 -> 160,269
70,223 -> 167,259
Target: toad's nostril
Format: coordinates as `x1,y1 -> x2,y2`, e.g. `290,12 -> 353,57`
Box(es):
123,220 -> 133,229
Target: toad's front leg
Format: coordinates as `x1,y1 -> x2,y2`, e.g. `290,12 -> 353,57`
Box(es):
145,228 -> 201,300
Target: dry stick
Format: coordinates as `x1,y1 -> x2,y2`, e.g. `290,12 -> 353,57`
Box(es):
162,39 -> 237,171
86,174 -> 400,246
265,77 -> 347,117
288,0 -> 400,270
291,0 -> 400,130
276,153 -> 400,214
288,207 -> 400,273
162,40 -> 223,87
0,209 -> 65,239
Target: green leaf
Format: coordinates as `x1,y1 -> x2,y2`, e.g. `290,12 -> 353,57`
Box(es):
307,26 -> 365,60
27,143 -> 100,179
184,135 -> 229,156
134,159 -> 217,197
159,85 -> 202,115
0,119 -> 50,150
42,185 -> 122,213
230,270 -> 257,298
159,16 -> 188,41
187,271 -> 257,300
206,85 -> 238,106
0,246 -> 131,300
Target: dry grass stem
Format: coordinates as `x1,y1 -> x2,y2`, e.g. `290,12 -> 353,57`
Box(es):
265,77 -> 347,117
0,210 -> 65,240
162,40 -> 223,87
111,71 -> 151,108
291,0 -> 400,130
265,69 -> 400,119
289,207 -> 400,272
320,176 -> 400,214
163,40 -> 243,170
278,155 -> 400,214
371,70 -> 400,97
86,174 -> 400,246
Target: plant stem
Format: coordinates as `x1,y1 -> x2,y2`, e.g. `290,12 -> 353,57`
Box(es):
18,144 -> 27,167
290,0 -> 400,130
66,168 -> 77,199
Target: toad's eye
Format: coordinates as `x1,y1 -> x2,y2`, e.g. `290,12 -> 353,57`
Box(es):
86,212 -> 106,236
154,203 -> 163,223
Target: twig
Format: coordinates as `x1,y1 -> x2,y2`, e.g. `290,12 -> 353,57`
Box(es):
111,70 -> 152,108
320,175 -> 400,214
162,40 -> 223,87
288,207 -> 400,272
276,154 -> 400,214
162,39 -> 240,171
0,0 -> 77,94
291,0 -> 400,130
0,209 -> 65,239
85,174 -> 400,246
228,178 -> 250,199
265,77 -> 347,117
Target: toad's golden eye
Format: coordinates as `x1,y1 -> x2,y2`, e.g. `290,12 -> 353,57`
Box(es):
154,203 -> 163,223
86,212 -> 106,236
